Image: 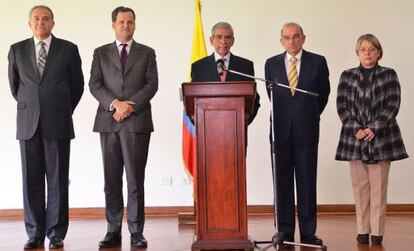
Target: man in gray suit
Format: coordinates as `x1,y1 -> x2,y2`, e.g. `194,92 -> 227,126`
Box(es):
8,5 -> 84,249
89,6 -> 158,249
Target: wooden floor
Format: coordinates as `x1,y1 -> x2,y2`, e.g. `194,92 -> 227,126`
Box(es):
0,215 -> 413,251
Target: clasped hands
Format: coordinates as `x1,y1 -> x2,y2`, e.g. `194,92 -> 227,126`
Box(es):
112,100 -> 135,123
355,128 -> 375,141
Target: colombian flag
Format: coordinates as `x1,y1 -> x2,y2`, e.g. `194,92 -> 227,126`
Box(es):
182,0 -> 207,178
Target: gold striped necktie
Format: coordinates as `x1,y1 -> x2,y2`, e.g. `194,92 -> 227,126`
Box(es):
288,56 -> 298,95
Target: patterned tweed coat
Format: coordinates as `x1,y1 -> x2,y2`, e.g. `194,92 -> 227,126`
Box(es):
335,65 -> 408,161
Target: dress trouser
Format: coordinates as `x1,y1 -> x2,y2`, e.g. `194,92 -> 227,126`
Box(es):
100,129 -> 151,234
350,160 -> 390,236
20,126 -> 70,240
272,132 -> 318,237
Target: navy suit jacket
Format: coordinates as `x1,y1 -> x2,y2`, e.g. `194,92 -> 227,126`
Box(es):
8,36 -> 84,140
191,53 -> 260,124
265,50 -> 330,147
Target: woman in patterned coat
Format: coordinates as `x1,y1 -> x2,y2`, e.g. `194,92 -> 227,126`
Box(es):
336,34 -> 408,245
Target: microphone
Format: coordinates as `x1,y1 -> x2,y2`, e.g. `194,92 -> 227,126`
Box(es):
222,66 -> 319,97
216,59 -> 225,76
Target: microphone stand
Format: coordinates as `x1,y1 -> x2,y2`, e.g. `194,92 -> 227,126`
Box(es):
226,69 -> 319,97
224,67 -> 327,250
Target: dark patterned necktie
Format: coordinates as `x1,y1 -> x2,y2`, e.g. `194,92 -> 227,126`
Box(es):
220,58 -> 227,82
120,43 -> 128,73
38,41 -> 47,76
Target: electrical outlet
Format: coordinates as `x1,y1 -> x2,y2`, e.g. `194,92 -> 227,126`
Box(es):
177,177 -> 192,185
160,177 -> 173,186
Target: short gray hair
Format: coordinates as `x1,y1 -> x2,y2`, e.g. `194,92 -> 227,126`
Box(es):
29,5 -> 54,20
211,22 -> 234,37
280,22 -> 304,37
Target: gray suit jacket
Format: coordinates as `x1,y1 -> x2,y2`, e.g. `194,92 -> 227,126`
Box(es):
8,35 -> 84,140
89,41 -> 158,133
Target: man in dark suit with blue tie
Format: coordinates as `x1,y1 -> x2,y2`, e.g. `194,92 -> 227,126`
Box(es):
89,6 -> 158,249
8,5 -> 84,249
265,22 -> 330,246
191,22 -> 260,124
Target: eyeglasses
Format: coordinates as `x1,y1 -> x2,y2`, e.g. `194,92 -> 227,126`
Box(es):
213,34 -> 234,41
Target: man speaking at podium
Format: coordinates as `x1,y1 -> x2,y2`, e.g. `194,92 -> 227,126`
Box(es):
265,22 -> 330,246
187,21 -> 260,250
191,21 -> 260,124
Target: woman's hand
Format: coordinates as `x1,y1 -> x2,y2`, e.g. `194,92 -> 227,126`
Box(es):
355,129 -> 367,140
363,128 -> 375,141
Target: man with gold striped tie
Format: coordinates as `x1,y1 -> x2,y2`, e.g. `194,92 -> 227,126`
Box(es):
264,22 -> 330,247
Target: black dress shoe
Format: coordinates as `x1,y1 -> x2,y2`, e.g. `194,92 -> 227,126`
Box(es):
301,234 -> 323,245
24,238 -> 44,249
371,235 -> 383,245
356,234 -> 369,244
131,233 -> 148,248
272,232 -> 294,244
49,237 -> 64,249
99,232 -> 122,248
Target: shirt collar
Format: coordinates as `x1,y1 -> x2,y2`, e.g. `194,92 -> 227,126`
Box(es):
214,52 -> 231,62
33,35 -> 52,47
116,39 -> 133,48
286,49 -> 303,62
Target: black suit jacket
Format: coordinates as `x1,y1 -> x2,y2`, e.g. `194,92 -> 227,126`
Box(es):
265,50 -> 330,147
8,36 -> 84,140
191,53 -> 260,124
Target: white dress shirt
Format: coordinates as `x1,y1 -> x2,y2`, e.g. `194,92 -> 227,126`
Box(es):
115,39 -> 133,56
214,51 -> 230,72
284,49 -> 303,77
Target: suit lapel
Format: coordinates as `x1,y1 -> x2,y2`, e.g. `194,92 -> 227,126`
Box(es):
276,52 -> 288,85
42,36 -> 61,80
106,42 -> 122,72
298,50 -> 310,89
227,53 -> 237,81
25,38 -> 40,80
124,41 -> 139,75
208,54 -> 220,81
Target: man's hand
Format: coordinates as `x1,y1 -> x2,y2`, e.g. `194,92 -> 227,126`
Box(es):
113,111 -> 127,123
112,100 -> 135,123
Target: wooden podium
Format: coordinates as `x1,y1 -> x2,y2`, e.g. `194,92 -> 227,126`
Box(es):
182,82 -> 256,251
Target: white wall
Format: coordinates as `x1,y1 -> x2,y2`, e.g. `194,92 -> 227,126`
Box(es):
0,0 -> 413,209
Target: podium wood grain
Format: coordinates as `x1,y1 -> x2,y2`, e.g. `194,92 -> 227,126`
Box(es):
182,82 -> 256,250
